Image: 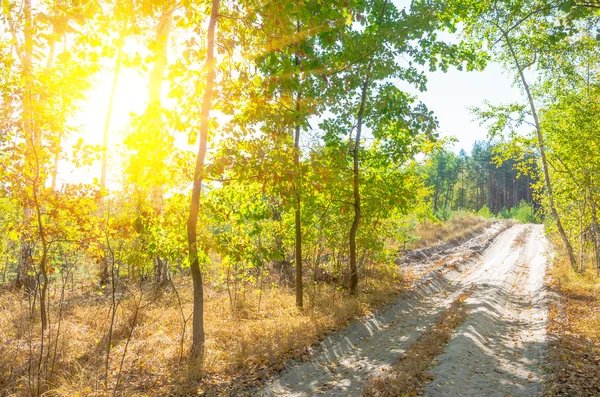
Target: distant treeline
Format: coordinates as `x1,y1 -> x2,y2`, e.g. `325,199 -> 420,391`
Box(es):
422,140 -> 537,217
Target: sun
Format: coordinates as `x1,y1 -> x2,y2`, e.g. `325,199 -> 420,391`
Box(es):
65,67 -> 149,188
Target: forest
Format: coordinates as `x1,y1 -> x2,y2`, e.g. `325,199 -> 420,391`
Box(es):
423,141 -> 537,218
0,0 -> 599,396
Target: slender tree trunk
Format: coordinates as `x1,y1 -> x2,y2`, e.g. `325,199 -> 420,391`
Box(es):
47,36 -> 58,191
99,45 -> 123,284
591,197 -> 600,274
501,28 -> 578,269
149,7 -> 173,105
30,124 -> 48,331
294,104 -> 303,308
17,0 -> 34,292
349,79 -> 369,294
51,150 -> 58,190
148,6 -> 174,283
187,0 -> 219,361
99,46 -> 122,215
293,21 -> 303,308
579,183 -> 586,273
461,168 -> 465,209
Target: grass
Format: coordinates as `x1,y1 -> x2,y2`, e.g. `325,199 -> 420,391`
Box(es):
410,212 -> 491,250
0,262 -> 406,396
362,289 -> 473,397
511,226 -> 531,249
545,249 -> 600,396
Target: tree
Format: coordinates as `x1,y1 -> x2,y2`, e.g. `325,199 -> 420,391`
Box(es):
187,0 -> 219,362
123,0 -> 179,284
461,0 -> 600,269
321,0 -> 485,293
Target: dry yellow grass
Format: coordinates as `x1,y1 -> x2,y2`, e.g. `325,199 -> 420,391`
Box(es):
410,212 -> 491,250
550,257 -> 600,343
546,246 -> 600,396
0,215 -> 478,397
0,262 -> 405,396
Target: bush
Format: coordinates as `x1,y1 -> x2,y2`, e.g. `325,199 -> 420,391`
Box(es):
509,200 -> 538,223
434,205 -> 452,221
477,205 -> 493,218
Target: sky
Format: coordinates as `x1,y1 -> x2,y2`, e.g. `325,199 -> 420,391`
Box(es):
416,62 -> 523,153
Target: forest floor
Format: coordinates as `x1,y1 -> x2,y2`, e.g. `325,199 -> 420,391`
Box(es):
259,223 -> 551,397
544,245 -> 600,396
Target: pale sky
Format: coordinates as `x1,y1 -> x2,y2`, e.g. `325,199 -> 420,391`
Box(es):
416,63 -> 523,153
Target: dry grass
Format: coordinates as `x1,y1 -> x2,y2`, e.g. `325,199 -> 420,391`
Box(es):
545,251 -> 600,396
410,212 -> 491,250
511,226 -> 532,249
0,263 -> 406,396
362,289 -> 473,397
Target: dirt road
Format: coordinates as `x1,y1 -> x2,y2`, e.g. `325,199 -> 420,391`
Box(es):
424,224 -> 549,397
258,223 -> 550,397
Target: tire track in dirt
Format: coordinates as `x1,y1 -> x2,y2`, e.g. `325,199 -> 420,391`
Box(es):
423,224 -> 549,397
257,223 -> 508,397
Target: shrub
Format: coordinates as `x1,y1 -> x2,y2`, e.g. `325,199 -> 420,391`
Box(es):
477,205 -> 493,218
509,200 -> 538,223
434,205 -> 452,221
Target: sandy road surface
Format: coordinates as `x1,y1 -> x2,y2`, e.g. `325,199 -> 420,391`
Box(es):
258,222 -> 523,396
258,224 -> 549,397
424,224 -> 549,397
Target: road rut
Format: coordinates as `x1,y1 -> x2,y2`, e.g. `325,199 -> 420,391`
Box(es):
424,224 -> 549,397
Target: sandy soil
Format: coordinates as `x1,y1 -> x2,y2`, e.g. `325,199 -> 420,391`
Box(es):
424,224 -> 549,397
257,222 -> 517,397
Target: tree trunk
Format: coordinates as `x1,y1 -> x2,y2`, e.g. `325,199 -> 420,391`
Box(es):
99,46 -> 122,215
349,79 -> 369,295
294,119 -> 303,307
16,217 -> 33,291
98,45 -> 123,284
293,27 -> 303,308
149,7 -> 173,105
17,0 -> 35,292
149,6 -> 174,284
187,0 -> 219,362
579,181 -> 586,273
591,199 -> 600,274
501,28 -> 578,269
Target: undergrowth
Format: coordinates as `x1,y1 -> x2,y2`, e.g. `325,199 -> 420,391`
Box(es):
407,211 -> 490,250
546,248 -> 600,396
0,264 -> 406,396
0,216 -> 487,396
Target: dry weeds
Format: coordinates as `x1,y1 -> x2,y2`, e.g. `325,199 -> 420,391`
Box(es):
0,217 -> 479,396
0,263 -> 405,396
410,212 -> 490,250
545,251 -> 600,396
361,289 -> 474,397
511,226 -> 532,249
